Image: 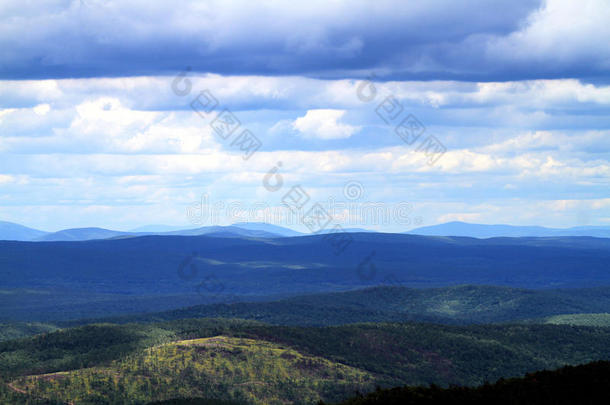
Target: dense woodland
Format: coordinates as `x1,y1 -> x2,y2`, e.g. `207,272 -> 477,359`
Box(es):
2,318 -> 610,403
71,285 -> 610,327
330,361 -> 610,404
4,234 -> 610,322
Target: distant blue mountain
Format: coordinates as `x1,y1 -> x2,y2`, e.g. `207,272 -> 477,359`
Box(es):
0,222 -> 294,242
36,227 -> 127,241
128,224 -> 191,233
407,221 -> 610,238
161,225 -> 283,238
317,227 -> 377,234
231,222 -> 303,237
6,220 -> 610,242
130,223 -> 302,237
0,221 -> 48,241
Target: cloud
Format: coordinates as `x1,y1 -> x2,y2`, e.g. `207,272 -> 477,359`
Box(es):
1,73 -> 609,230
487,0 -> 610,74
7,0 -> 609,81
32,104 -> 50,115
292,109 -> 360,140
2,75 -> 609,159
480,130 -> 610,159
0,174 -> 14,184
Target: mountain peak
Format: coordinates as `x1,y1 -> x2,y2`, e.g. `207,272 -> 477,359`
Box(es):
0,220 -> 48,241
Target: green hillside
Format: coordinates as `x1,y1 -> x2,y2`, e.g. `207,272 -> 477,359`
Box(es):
3,319 -> 610,403
10,336 -> 373,404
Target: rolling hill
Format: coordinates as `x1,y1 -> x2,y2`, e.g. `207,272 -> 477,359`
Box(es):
9,284 -> 610,332
230,222 -> 303,237
160,225 -> 283,238
9,335 -> 373,404
34,225 -> 285,241
4,319 -> 610,403
129,224 -> 194,233
2,233 -> 610,321
0,221 -> 48,241
408,221 -> 610,238
35,227 -> 128,241
73,285 -> 610,327
0,221 -> 299,242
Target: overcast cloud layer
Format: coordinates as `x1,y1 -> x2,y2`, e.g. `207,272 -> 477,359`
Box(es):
1,0 -> 610,81
0,0 -> 609,231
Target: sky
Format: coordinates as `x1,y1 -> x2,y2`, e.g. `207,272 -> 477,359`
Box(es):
0,0 -> 609,232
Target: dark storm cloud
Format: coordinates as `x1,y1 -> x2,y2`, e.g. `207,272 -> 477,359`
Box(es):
7,0 -> 604,81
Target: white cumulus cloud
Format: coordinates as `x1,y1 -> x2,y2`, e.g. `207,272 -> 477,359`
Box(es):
292,109 -> 360,140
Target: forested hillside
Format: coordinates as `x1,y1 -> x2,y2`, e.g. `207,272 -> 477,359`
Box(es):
4,233 -> 610,322
66,285 -> 610,327
330,361 -> 610,405
3,319 -> 610,403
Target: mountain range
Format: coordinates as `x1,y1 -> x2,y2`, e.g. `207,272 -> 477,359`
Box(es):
3,220 -> 610,242
0,221 -> 301,241
2,232 -> 610,321
407,221 -> 610,238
